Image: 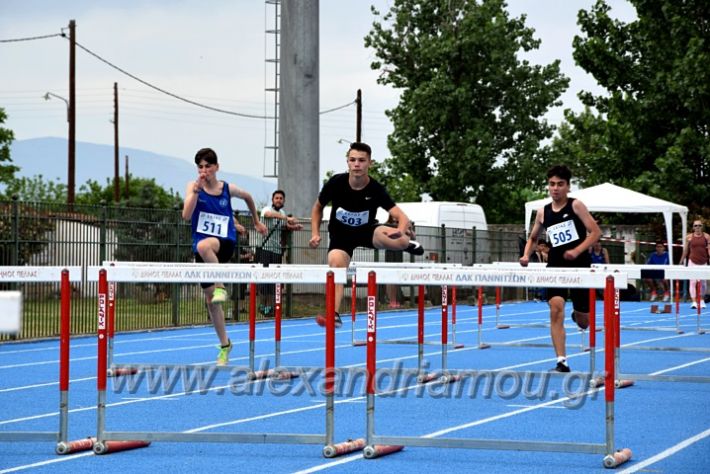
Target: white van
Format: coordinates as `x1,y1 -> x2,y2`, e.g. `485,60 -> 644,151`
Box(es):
375,201 -> 487,232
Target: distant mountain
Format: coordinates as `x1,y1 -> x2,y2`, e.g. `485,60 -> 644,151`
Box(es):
8,137 -> 276,209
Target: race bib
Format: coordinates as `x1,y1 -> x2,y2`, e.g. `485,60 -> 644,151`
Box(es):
197,211 -> 229,237
547,220 -> 580,248
335,208 -> 369,227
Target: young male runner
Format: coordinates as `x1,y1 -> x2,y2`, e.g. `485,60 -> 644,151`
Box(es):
520,165 -> 601,372
183,148 -> 267,365
309,142 -> 424,327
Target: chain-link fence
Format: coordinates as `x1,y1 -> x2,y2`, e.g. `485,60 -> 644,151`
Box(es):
2,198 -> 660,341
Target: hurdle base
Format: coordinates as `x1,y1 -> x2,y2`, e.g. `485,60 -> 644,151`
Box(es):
93,440 -> 151,455
108,367 -> 139,377
615,379 -> 635,389
453,343 -> 465,349
249,369 -> 299,381
603,448 -> 632,468
322,438 -> 365,458
650,304 -> 672,314
56,437 -> 95,455
353,340 -> 367,347
417,372 -> 461,384
363,444 -> 404,459
496,324 -> 511,329
478,343 -> 491,349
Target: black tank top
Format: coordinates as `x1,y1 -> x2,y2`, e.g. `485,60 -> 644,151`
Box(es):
543,198 -> 591,268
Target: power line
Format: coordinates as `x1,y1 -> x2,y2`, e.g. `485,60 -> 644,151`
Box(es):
2,31 -> 357,119
0,33 -> 63,43
72,39 -> 356,118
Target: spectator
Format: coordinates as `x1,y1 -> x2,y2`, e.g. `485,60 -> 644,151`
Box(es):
644,241 -> 670,302
257,190 -> 303,316
589,240 -> 610,264
680,219 -> 710,309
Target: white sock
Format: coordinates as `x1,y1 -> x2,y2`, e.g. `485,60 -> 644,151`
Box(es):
557,356 -> 567,365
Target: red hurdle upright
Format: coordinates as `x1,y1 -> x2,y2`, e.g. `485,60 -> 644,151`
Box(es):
0,267 -> 88,455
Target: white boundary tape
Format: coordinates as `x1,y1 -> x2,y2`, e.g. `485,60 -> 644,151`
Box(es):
0,266 -> 82,282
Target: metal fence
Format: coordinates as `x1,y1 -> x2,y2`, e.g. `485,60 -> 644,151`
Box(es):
1,198 -> 659,341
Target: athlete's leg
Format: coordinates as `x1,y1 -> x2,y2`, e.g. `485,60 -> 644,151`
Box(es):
548,295 -> 567,358
196,237 -> 229,346
328,249 -> 351,313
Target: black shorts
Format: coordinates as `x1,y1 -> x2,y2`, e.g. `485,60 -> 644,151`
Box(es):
328,225 -> 379,257
194,238 -> 236,289
546,287 -> 590,313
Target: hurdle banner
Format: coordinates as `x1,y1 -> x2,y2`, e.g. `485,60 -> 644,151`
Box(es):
363,269 -> 632,468
87,265 -> 363,457
0,266 -> 90,455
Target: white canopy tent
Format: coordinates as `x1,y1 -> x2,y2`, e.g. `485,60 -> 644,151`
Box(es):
524,182 -> 688,263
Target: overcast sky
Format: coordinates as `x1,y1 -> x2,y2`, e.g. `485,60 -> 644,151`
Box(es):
0,0 -> 636,185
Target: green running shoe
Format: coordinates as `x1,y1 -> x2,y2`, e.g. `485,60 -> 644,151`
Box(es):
216,340 -> 232,366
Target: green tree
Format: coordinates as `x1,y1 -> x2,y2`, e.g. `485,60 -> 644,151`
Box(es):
0,175 -> 67,202
75,175 -> 181,209
364,0 -> 569,223
0,108 -> 18,186
551,0 -> 709,217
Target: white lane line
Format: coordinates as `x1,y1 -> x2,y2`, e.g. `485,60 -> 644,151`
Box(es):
0,451 -> 94,473
616,427 -> 710,474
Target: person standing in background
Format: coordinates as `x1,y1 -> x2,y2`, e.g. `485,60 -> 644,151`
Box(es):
257,190 -> 303,316
680,219 -> 710,309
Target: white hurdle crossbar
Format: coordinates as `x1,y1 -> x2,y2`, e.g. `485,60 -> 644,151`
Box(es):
0,266 -> 84,455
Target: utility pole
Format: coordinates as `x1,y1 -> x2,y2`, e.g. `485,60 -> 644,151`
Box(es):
124,155 -> 130,200
113,82 -> 120,203
68,19 -> 76,207
356,89 -> 362,142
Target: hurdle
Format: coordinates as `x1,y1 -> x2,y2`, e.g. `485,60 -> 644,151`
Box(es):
0,266 -> 91,455
584,265 -> 710,385
350,262 -> 464,350
353,265 -> 464,384
86,264 -> 365,457
360,266 -> 632,468
473,264 -> 593,352
592,264 -> 710,335
103,261 -> 301,379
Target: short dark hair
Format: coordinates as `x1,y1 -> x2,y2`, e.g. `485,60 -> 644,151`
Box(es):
195,148 -> 218,165
547,165 -> 572,184
272,189 -> 285,199
348,142 -> 372,158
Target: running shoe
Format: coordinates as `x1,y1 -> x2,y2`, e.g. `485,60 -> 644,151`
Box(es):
551,361 -> 571,373
216,340 -> 232,366
405,240 -> 424,256
662,292 -> 670,302
212,287 -> 228,303
691,301 -> 698,309
315,312 -> 342,328
649,292 -> 657,302
702,300 -> 707,309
